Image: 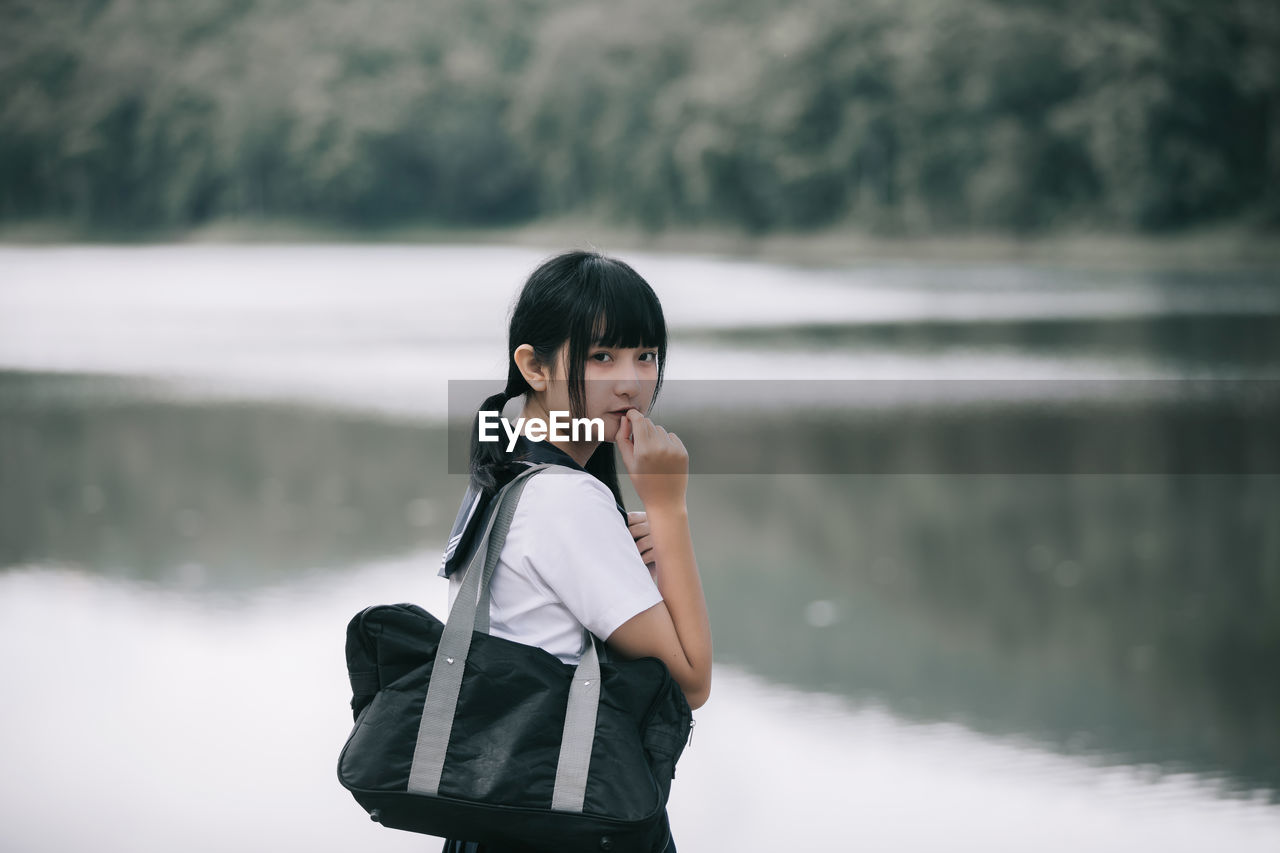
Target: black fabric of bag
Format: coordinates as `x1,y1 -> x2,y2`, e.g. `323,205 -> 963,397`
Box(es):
337,468 -> 693,853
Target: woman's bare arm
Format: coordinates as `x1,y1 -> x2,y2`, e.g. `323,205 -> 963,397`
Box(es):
605,410 -> 713,709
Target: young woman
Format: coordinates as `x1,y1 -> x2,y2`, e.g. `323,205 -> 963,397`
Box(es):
437,250 -> 712,853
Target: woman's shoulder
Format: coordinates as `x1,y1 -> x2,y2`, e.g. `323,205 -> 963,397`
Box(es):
506,466 -> 626,532
519,465 -> 614,507
505,467 -> 629,565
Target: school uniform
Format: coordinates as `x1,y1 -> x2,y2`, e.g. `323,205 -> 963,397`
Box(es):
437,435 -> 678,853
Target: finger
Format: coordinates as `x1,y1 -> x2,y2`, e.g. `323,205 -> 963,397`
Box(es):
617,409 -> 633,444
619,410 -> 640,452
627,408 -> 656,440
627,511 -> 647,524
626,425 -> 657,466
616,412 -> 635,468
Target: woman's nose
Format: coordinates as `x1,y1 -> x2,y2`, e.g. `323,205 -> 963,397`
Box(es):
615,362 -> 642,396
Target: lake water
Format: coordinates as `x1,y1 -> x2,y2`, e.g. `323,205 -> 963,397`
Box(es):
2,244 -> 1279,851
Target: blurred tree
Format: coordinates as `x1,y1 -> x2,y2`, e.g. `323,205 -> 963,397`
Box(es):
0,0 -> 1275,234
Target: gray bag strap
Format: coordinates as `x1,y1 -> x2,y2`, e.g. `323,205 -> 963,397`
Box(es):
472,463 -> 557,635
473,464 -> 541,633
407,463 -> 549,795
551,628 -> 602,811
407,463 -> 604,812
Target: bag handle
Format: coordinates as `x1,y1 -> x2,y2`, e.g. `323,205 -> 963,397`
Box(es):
407,463 -> 603,813
457,463 -> 557,634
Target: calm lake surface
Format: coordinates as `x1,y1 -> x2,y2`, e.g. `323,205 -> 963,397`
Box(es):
2,245 -> 1279,852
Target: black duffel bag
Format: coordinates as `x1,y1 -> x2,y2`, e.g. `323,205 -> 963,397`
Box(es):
337,464 -> 694,853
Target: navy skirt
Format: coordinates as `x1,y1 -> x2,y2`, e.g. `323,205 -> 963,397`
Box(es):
440,810 -> 677,853
440,840 -> 676,853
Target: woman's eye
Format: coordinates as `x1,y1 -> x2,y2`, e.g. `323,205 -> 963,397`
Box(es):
591,352 -> 612,362
639,351 -> 658,363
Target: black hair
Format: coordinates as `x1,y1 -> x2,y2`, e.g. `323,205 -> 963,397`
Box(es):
468,250 -> 668,507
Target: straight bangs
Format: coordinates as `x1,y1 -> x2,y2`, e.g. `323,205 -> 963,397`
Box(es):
589,261 -> 666,352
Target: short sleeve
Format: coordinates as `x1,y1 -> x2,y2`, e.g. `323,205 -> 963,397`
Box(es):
510,470 -> 665,640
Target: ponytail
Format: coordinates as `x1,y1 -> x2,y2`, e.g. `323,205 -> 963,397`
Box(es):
468,385 -> 520,494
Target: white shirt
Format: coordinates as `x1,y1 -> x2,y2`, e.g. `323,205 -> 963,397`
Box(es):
447,467 -> 665,665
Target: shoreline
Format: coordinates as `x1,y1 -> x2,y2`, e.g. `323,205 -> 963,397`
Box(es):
2,217 -> 1279,271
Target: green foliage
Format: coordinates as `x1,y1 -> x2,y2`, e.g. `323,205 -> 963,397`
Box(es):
1,0 -> 1276,233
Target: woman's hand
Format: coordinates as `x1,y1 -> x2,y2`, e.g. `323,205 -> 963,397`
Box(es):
627,511 -> 657,575
610,410 -> 711,710
615,408 -> 688,512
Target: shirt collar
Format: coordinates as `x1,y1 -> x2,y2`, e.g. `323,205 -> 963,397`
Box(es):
437,436 -> 627,579
513,434 -> 588,471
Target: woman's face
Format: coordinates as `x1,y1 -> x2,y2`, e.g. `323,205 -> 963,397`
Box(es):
547,338 -> 660,442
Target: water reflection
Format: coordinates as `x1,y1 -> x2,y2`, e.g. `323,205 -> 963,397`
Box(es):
0,373 -> 459,585
681,312 -> 1280,372
688,473 -> 1280,799
3,370 -> 1277,804
3,246 -> 1280,848
4,559 -> 1279,853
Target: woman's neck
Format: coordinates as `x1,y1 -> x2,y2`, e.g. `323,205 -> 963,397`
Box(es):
517,402 -> 599,468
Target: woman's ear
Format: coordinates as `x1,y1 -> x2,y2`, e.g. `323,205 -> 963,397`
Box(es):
513,344 -> 550,392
